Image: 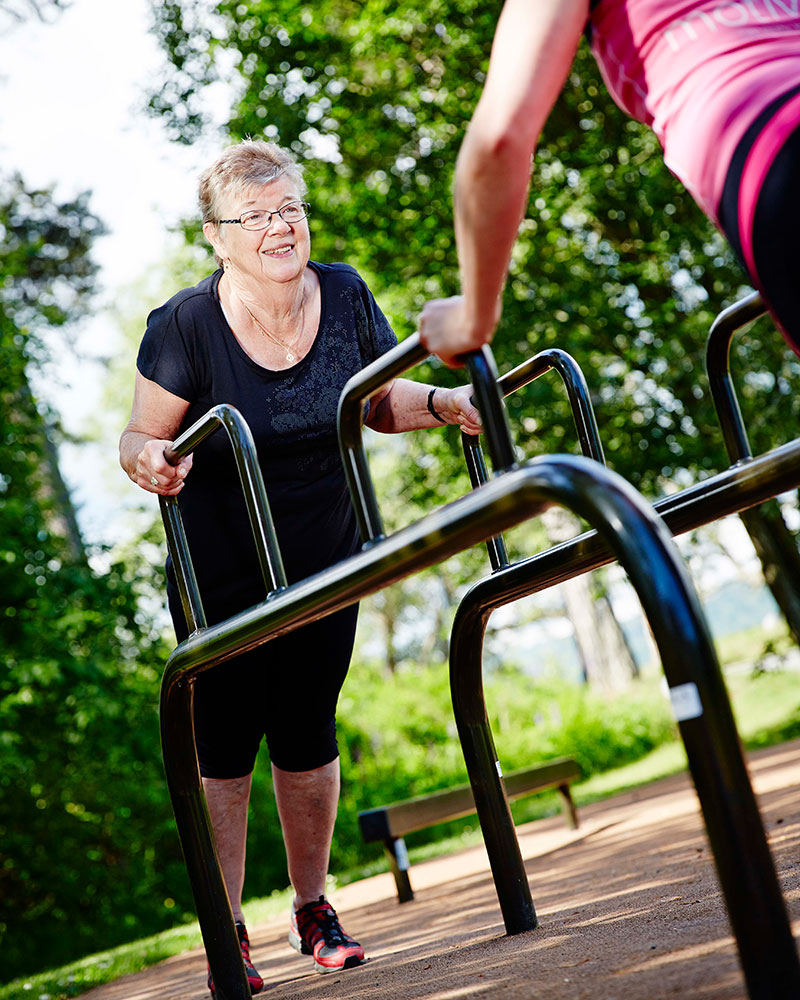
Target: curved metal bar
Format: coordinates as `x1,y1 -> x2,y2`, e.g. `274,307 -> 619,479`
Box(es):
462,435 -> 510,571
164,403 -> 287,597
465,347 -> 517,473
444,439 -> 800,652
159,495 -> 206,634
462,346 -> 604,572
159,458 -> 562,1000
706,291 -> 765,465
497,347 -> 605,465
337,334 -> 429,545
337,337 -> 519,546
450,459 -> 800,995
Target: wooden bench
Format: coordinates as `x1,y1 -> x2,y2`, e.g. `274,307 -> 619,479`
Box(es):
358,757 -> 581,902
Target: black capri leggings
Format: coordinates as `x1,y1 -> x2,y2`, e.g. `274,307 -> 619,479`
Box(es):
718,85 -> 800,359
168,581 -> 359,778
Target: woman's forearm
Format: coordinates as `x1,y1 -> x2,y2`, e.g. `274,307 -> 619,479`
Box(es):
455,0 -> 589,346
420,0 -> 588,366
366,378 -> 482,435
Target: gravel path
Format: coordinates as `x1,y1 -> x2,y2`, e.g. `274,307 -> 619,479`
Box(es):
77,739 -> 800,1000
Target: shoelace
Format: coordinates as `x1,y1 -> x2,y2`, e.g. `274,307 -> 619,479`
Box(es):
303,902 -> 349,946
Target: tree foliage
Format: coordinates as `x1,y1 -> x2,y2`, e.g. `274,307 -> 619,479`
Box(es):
148,0 -> 799,493
0,176 -> 195,980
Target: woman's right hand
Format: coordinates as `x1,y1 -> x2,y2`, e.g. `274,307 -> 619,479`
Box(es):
134,439 -> 193,495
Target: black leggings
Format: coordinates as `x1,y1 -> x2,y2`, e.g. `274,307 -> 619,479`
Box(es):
168,581 -> 358,778
718,85 -> 800,358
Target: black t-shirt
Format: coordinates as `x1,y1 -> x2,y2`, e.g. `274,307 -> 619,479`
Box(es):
137,261 -> 397,612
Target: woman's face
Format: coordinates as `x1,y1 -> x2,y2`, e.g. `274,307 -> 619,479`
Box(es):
206,175 -> 311,287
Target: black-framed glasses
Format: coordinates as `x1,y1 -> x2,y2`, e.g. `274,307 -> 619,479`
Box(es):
216,201 -> 311,231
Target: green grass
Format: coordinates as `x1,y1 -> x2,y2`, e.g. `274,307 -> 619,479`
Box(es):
4,656 -> 799,1000
0,890 -> 295,1000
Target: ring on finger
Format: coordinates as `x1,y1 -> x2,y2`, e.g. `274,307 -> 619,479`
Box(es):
150,476 -> 159,487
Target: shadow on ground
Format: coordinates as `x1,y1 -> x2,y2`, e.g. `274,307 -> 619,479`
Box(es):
77,740 -> 800,1000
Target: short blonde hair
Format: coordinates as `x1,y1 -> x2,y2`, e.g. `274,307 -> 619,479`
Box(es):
198,140 -> 306,224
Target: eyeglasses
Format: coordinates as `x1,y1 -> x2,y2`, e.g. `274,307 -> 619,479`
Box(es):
216,201 -> 311,231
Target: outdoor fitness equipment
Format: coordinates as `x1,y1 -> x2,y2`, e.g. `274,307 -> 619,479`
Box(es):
158,330 -> 799,1000
443,295 -> 800,999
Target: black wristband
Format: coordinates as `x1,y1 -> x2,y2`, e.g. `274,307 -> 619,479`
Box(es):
427,387 -> 446,423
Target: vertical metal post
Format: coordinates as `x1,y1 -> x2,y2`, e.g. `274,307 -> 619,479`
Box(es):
160,495 -> 207,634
450,597 -> 538,935
462,432 -> 510,571
160,677 -> 251,1000
465,347 -> 517,473
706,291 -> 764,465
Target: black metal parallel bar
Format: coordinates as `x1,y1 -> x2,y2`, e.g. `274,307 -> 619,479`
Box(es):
160,461 -> 559,999
160,321 -> 800,999
462,437 -> 800,614
159,496 -> 206,634
449,459 -> 800,998
158,403 -> 289,999
706,291 -> 765,464
462,435 -> 510,571
162,464 -> 554,680
465,347 -> 517,473
463,347 -> 605,571
164,403 -> 288,596
497,348 -> 605,465
337,334 -> 429,544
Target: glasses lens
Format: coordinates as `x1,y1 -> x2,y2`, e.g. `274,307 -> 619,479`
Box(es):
240,210 -> 270,231
280,202 -> 307,223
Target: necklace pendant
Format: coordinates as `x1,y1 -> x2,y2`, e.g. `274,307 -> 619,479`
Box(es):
286,350 -> 295,362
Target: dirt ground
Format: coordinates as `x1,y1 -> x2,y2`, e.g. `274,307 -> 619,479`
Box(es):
78,739 -> 800,1000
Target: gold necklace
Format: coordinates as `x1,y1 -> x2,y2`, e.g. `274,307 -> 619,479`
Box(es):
241,295 -> 305,363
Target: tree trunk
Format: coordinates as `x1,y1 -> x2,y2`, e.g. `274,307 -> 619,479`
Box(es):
20,377 -> 85,564
739,500 -> 800,648
543,508 -> 639,693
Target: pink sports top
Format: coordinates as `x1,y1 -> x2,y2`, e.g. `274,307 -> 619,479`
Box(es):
588,0 -> 800,222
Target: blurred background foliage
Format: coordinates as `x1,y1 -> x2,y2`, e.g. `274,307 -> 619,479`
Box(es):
2,0 -> 799,984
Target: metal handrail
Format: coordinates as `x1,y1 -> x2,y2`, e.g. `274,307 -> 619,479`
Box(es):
160,403 -> 287,630
462,346 -> 606,571
497,347 -> 605,464
336,335 -> 515,545
706,291 -> 766,464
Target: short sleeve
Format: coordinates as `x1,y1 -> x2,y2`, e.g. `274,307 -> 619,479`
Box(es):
367,289 -> 398,360
351,272 -> 397,364
136,298 -> 203,402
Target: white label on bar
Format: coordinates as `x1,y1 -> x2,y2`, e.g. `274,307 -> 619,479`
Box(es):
669,682 -> 703,722
495,760 -> 503,778
394,837 -> 410,871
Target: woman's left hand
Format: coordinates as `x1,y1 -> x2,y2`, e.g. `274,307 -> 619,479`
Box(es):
435,385 -> 483,436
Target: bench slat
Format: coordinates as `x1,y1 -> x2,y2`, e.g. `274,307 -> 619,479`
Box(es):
359,757 -> 580,841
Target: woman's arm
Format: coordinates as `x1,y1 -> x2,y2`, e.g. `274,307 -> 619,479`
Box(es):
119,371 -> 194,494
420,0 -> 589,366
365,378 -> 483,435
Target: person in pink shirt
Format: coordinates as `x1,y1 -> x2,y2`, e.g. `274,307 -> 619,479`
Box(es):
420,0 -> 800,366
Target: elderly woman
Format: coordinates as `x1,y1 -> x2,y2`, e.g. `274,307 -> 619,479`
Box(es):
119,140 -> 481,996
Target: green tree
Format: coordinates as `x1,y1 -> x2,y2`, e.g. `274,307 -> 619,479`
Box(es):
0,176 -> 198,978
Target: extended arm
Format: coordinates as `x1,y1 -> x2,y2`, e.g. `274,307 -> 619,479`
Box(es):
119,371 -> 193,494
420,0 -> 589,365
366,378 -> 482,435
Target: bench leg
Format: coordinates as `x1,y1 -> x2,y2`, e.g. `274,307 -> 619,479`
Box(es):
557,783 -> 579,830
385,836 -> 414,903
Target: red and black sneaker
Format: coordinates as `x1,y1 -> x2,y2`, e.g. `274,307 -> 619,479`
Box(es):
207,920 -> 264,997
288,896 -> 366,974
